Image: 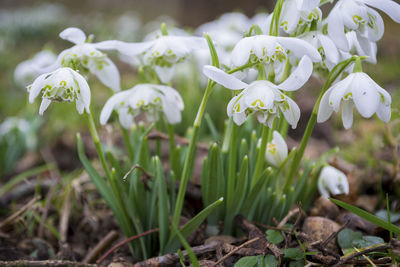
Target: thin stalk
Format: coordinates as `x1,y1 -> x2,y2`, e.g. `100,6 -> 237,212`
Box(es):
283,56 -> 360,192
167,122 -> 176,172
226,123 -> 238,213
121,126 -> 134,163
86,112 -> 112,179
172,80 -> 214,227
251,125 -> 269,189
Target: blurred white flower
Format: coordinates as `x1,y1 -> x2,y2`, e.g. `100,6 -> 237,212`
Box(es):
279,0 -> 321,34
95,34 -> 207,83
203,56 -> 314,128
100,84 -> 184,128
45,27 -> 121,91
0,117 -> 38,150
27,67 -> 91,115
318,166 -> 349,198
327,0 -> 400,51
317,72 -> 391,129
266,131 -> 288,167
14,50 -> 56,86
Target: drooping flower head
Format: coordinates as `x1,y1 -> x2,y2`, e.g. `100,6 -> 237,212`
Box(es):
27,67 -> 91,115
265,131 -> 288,168
100,84 -> 184,128
317,71 -> 391,129
318,165 -> 349,198
279,0 -> 322,34
95,33 -> 208,83
44,27 -> 121,91
203,56 -> 314,128
327,0 -> 400,51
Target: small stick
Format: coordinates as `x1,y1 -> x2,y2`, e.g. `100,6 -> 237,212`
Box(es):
122,164 -> 153,182
83,230 -> 119,264
0,196 -> 39,230
96,228 -> 159,264
59,187 -> 72,243
212,237 -> 260,266
333,244 -> 391,267
0,260 -> 98,267
277,208 -> 300,228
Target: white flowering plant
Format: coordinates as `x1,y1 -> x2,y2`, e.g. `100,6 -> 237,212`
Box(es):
17,0 -> 399,261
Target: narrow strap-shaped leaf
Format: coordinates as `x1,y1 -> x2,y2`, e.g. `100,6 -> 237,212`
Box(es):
330,198 -> 400,235
165,197 -> 224,253
154,156 -> 170,254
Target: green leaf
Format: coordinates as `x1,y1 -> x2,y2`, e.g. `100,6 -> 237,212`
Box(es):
264,255 -> 278,267
234,256 -> 258,267
289,260 -> 304,267
266,229 -> 284,244
376,210 -> 400,223
337,228 -> 363,249
154,156 -> 170,254
173,225 -> 200,267
353,236 -> 385,249
330,198 -> 400,235
165,197 -> 223,253
283,248 -> 303,261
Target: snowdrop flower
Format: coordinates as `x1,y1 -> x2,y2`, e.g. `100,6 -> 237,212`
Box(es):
14,50 -> 56,86
317,71 -> 391,129
95,34 -> 207,83
318,166 -> 349,198
327,0 -> 400,51
0,117 -> 38,150
203,56 -> 314,128
230,35 -> 321,79
299,31 -> 339,70
46,27 -> 121,91
100,84 -> 184,128
279,0 -> 322,34
265,131 -> 288,167
27,67 -> 91,115
346,31 -> 377,64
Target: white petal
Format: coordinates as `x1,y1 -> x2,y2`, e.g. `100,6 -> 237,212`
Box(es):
203,65 -> 248,90
118,107 -> 134,129
276,37 -> 322,62
59,27 -> 86,44
328,76 -> 354,112
278,55 -> 313,91
93,40 -> 154,57
177,36 -> 208,51
154,65 -> 175,83
72,70 -> 91,113
362,0 -> 400,23
28,72 -> 49,103
352,73 -> 380,118
232,112 -> 247,125
328,7 -> 349,51
374,80 -> 392,122
366,8 -> 384,42
100,90 -> 132,125
280,97 -> 301,129
318,34 -> 339,64
94,58 -> 121,92
231,38 -> 253,66
39,98 -> 51,115
162,98 -> 182,124
341,100 -> 354,129
317,87 -> 335,123
76,97 -> 85,114
280,0 -> 301,34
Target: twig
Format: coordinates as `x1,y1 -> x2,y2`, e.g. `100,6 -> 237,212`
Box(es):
122,164 -> 153,182
133,242 -> 219,267
277,208 -> 301,228
213,237 -> 260,266
96,228 -> 159,264
83,230 -> 119,264
0,260 -> 98,267
59,187 -> 72,243
333,244 -> 391,267
0,196 -> 39,230
148,130 -> 209,150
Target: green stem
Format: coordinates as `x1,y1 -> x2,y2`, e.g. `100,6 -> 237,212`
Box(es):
226,122 -> 238,213
283,56 -> 360,192
167,122 -> 176,171
121,126 -> 134,163
86,112 -> 112,179
251,125 -> 269,189
172,80 -> 215,227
